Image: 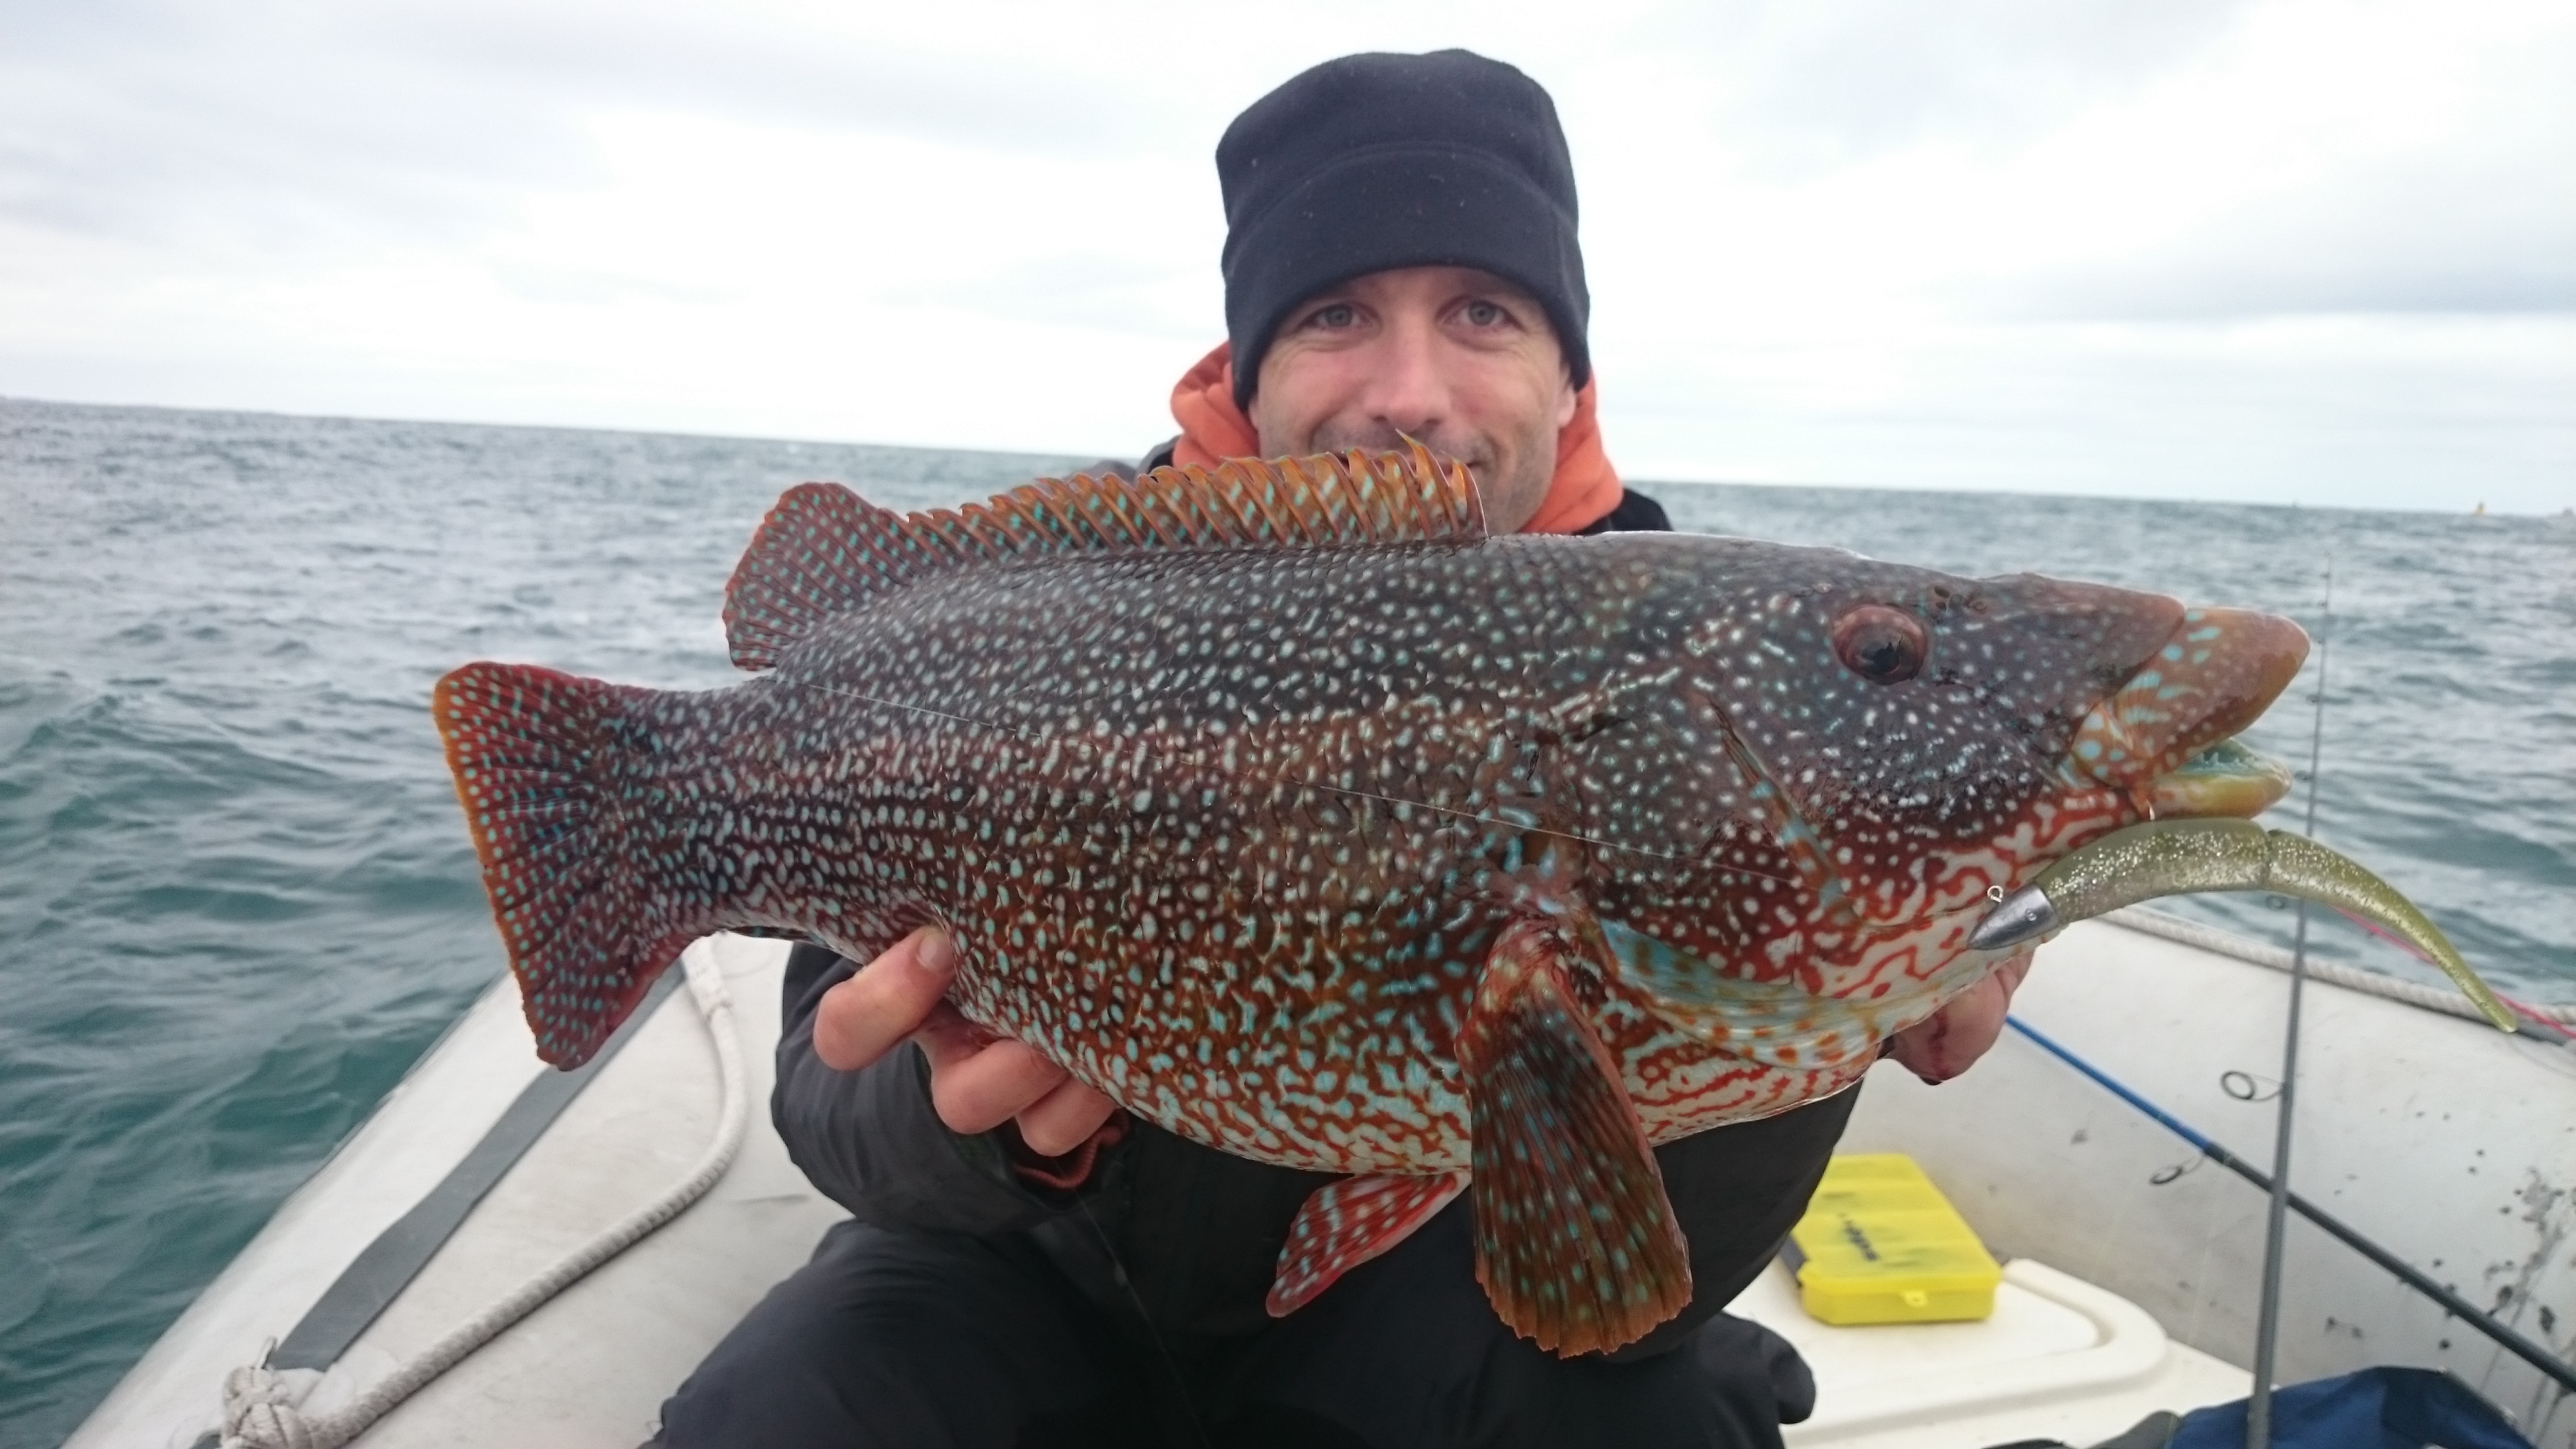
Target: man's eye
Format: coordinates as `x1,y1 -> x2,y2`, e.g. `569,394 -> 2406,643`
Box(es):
1462,301 -> 1507,327
1308,303 -> 1358,329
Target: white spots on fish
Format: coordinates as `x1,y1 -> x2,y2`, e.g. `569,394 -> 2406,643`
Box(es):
646,524 -> 2213,1175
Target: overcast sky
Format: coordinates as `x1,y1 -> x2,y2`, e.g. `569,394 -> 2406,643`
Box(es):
3,0 -> 2569,511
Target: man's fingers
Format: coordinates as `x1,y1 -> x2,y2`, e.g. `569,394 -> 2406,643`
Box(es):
908,1002 -> 994,1069
802,930 -> 1143,1152
810,928 -> 956,1071
914,1007 -> 1115,1150
926,1039 -> 1072,1136
1889,947 -> 2034,1084
1016,1077 -> 1121,1157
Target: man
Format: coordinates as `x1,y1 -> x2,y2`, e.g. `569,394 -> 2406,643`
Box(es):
655,50 -> 2026,1449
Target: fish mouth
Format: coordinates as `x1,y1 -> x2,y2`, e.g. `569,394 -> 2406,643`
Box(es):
2148,737 -> 2295,818
1970,602 -> 2512,1032
2072,606 -> 2309,820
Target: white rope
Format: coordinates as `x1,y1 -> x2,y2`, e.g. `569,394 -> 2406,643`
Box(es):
220,945 -> 749,1449
2102,906 -> 2576,1029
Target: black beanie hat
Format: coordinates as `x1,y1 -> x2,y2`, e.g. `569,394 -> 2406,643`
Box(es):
1218,49 -> 1590,409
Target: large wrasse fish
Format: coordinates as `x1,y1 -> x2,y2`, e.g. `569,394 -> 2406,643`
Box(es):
433,445 -> 2495,1356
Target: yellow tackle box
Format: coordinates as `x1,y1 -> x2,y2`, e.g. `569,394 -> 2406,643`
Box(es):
1783,1153 -> 2002,1325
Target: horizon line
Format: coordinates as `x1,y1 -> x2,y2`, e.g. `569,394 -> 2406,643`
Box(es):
4,391 -> 2565,521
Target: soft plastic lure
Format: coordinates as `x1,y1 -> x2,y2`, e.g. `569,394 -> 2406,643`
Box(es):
1970,818 -> 2512,1030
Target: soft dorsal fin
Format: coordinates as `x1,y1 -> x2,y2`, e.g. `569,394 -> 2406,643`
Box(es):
723,443 -> 1484,670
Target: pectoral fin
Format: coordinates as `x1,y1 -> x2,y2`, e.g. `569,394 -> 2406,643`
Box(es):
1267,1170 -> 1470,1317
1457,918 -> 1693,1356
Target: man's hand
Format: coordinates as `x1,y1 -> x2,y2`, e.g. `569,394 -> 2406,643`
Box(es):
810,927 -> 1120,1157
1884,949 -> 2035,1084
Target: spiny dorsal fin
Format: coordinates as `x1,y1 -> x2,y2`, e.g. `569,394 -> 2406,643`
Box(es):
723,443 -> 1484,671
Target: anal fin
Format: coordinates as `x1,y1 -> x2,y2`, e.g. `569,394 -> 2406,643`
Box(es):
1267,1170 -> 1469,1318
1458,918 -> 1693,1356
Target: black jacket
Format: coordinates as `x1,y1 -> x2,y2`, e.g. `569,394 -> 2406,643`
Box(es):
769,478 -> 1858,1358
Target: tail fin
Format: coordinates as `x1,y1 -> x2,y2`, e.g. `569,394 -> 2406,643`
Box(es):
434,661 -> 716,1068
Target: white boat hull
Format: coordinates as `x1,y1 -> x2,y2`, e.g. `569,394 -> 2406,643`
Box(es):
68,920 -> 2574,1447
1845,914 -> 2576,1440
68,935 -> 843,1448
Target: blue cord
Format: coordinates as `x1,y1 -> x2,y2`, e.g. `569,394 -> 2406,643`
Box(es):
1998,1014 -> 2576,1395
2004,1015 -> 2220,1155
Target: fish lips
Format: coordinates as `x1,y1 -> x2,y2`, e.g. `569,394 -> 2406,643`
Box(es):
2147,737 -> 2296,818
2069,606 -> 2309,816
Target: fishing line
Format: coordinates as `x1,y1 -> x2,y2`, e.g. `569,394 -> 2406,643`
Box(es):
1713,711 -> 1863,917
2248,559 -> 2331,1449
1071,1193 -> 1214,1449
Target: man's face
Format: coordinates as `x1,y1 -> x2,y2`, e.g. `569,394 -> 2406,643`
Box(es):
1248,266 -> 1579,533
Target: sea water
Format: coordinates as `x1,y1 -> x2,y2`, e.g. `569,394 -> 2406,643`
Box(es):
1,396 -> 2568,1443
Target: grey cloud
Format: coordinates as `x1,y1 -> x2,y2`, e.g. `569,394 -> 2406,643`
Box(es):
0,1 -> 1178,258
1988,260 -> 2575,322
1597,0 -> 2565,321
0,4 -> 600,252
1636,0 -> 2255,176
920,252 -> 1215,340
1609,2 -> 2576,323
1968,150 -> 2576,321
374,1 -> 1169,156
489,263 -> 733,309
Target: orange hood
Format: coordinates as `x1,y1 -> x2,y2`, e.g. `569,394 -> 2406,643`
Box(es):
1166,342 -> 1623,535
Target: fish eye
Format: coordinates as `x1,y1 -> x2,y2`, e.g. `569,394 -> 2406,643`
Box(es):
1831,605 -> 1927,684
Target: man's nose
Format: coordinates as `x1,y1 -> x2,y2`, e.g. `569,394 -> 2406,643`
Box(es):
1359,314 -> 1450,433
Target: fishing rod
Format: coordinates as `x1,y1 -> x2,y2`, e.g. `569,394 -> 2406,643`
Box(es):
2247,561 -> 2332,1447
2002,1014 -> 2576,1397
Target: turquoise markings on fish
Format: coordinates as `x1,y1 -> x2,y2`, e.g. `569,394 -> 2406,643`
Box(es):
436,445 -> 2313,1354
1596,918 -> 1956,1064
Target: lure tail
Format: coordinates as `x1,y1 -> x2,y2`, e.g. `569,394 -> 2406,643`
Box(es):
435,661 -> 737,1067
1968,818 -> 2514,1031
